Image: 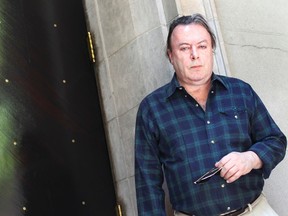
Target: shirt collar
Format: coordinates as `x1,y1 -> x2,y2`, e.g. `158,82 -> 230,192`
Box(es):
165,72 -> 229,99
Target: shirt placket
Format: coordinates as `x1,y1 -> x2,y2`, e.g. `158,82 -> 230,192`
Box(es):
205,88 -> 233,214
205,89 -> 217,146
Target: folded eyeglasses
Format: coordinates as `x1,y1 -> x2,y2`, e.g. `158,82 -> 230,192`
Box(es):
194,167 -> 222,184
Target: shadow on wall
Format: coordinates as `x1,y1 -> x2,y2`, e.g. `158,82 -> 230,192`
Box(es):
164,177 -> 174,216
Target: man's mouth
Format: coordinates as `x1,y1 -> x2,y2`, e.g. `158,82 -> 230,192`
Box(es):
190,65 -> 202,69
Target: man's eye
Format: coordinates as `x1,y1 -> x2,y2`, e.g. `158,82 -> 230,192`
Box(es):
199,45 -> 207,49
180,47 -> 190,51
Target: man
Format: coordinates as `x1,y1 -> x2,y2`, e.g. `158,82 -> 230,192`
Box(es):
135,14 -> 287,216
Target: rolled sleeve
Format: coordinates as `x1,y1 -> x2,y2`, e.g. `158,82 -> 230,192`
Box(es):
249,90 -> 287,178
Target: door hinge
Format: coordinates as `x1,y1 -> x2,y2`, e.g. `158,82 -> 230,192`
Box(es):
87,31 -> 96,63
116,204 -> 123,216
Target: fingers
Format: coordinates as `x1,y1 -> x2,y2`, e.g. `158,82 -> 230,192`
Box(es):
221,165 -> 241,183
215,152 -> 256,183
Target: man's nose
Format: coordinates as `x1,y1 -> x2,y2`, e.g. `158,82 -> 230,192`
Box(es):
190,46 -> 199,60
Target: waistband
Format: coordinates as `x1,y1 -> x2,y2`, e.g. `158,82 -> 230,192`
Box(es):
175,193 -> 263,216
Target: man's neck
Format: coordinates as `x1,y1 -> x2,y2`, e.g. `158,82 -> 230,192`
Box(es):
183,81 -> 211,110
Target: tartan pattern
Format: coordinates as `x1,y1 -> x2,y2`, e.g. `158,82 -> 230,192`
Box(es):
135,73 -> 286,216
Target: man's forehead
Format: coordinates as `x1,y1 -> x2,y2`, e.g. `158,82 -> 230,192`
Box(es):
171,24 -> 211,44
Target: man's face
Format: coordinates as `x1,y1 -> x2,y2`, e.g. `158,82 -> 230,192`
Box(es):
168,24 -> 214,87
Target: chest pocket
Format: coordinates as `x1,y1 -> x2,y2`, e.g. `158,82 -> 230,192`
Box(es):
219,106 -> 248,119
218,106 -> 250,137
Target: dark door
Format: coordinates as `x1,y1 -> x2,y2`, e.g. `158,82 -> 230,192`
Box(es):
0,0 -> 116,215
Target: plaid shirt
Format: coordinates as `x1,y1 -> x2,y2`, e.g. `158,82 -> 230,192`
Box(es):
135,73 -> 286,216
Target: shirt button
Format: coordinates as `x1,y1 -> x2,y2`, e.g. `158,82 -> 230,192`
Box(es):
221,184 -> 225,188
211,140 -> 215,144
195,104 -> 199,107
234,115 -> 238,119
184,95 -> 188,97
211,90 -> 214,94
207,120 -> 211,124
179,87 -> 183,90
227,207 -> 231,211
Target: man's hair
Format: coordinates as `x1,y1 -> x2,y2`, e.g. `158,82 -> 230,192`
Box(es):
166,13 -> 216,57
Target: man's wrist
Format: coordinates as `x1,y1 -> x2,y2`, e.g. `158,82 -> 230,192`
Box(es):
248,151 -> 263,169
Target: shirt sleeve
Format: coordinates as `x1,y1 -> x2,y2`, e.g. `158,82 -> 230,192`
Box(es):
134,100 -> 166,216
248,87 -> 287,179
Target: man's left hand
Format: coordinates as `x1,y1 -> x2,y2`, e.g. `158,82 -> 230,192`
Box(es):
215,151 -> 263,183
